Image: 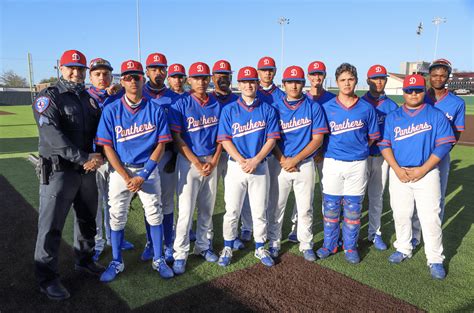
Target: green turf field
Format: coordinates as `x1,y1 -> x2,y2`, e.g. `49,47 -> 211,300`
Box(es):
1,105 -> 473,312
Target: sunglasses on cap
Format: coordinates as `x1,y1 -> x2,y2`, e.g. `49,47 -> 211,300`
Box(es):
90,59 -> 112,68
122,74 -> 143,82
403,88 -> 424,94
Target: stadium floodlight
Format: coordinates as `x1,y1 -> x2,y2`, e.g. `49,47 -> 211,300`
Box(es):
416,22 -> 423,73
278,17 -> 290,86
432,17 -> 447,61
136,0 -> 142,63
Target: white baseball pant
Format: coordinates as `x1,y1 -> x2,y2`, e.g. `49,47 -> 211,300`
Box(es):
173,154 -> 217,260
389,167 -> 444,264
322,158 -> 368,196
366,155 -> 389,240
95,162 -> 111,251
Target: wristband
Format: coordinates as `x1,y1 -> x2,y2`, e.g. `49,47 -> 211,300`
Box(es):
137,159 -> 158,180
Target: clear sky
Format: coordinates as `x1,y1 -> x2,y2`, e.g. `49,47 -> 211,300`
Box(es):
1,0 -> 473,85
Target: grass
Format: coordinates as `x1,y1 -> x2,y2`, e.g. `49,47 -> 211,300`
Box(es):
1,105 -> 473,312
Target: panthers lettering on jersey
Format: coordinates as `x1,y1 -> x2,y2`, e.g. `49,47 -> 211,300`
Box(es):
362,92 -> 399,155
425,90 -> 465,133
322,97 -> 380,161
274,96 -> 328,158
217,97 -> 280,159
256,84 -> 285,108
305,89 -> 336,105
378,103 -> 455,167
168,93 -> 220,157
95,97 -> 172,164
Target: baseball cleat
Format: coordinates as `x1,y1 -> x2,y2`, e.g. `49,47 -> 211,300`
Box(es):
388,251 -> 411,264
344,249 -> 360,264
429,263 -> 446,280
373,235 -> 388,251
411,238 -> 420,250
172,259 -> 186,275
240,230 -> 252,242
152,257 -> 174,279
254,247 -> 274,267
40,281 -> 70,301
218,247 -> 233,267
269,247 -> 280,259
199,249 -> 219,262
141,242 -> 154,261
303,249 -> 317,262
92,249 -> 103,262
287,230 -> 298,243
232,238 -> 245,251
75,261 -> 105,276
100,260 -> 124,282
164,245 -> 174,264
189,229 -> 196,242
316,247 -> 337,259
121,240 -> 135,251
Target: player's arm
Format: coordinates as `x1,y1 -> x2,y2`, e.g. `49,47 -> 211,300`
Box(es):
380,147 -> 410,183
221,140 -> 246,165
103,145 -> 131,184
281,134 -> 324,172
243,138 -> 277,174
202,143 -> 222,175
172,132 -> 206,175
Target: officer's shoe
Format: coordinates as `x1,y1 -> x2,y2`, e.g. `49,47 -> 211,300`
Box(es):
189,229 -> 197,242
429,263 -> 446,280
152,257 -> 174,279
141,242 -> 154,261
40,281 -> 70,301
199,249 -> 219,262
411,238 -> 420,250
388,251 -> 412,264
373,235 -> 388,251
92,249 -> 103,262
74,261 -> 105,276
172,259 -> 187,275
254,247 -> 274,267
287,230 -> 299,243
100,260 -> 125,282
218,247 -> 233,267
121,240 -> 135,251
240,230 -> 252,242
232,238 -> 245,251
316,247 -> 337,259
303,249 -> 317,262
164,245 -> 174,264
269,247 -> 280,259
344,249 -> 360,264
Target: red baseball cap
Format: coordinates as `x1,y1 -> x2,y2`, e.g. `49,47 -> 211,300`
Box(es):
89,58 -> 113,72
121,60 -> 144,76
429,58 -> 452,73
168,63 -> 186,77
188,62 -> 211,77
212,60 -> 232,74
237,66 -> 259,81
403,74 -> 426,91
307,61 -> 326,74
367,64 -> 388,78
60,50 -> 87,68
257,56 -> 276,70
146,53 -> 168,67
283,66 -> 305,82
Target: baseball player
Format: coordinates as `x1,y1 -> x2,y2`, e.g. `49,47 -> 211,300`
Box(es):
168,62 -> 222,275
217,66 -> 280,267
362,65 -> 398,250
168,63 -> 187,94
287,61 -> 336,243
316,63 -> 380,264
378,74 -> 455,280
140,53 -> 181,264
267,66 -> 328,261
87,58 -> 135,262
96,60 -> 174,282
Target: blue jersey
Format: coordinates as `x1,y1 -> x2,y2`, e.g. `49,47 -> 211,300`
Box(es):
143,83 -> 181,113
168,92 -> 221,156
87,86 -> 124,109
275,97 -> 329,158
362,92 -> 399,155
217,97 -> 280,159
378,103 -> 455,167
256,84 -> 285,107
305,89 -> 336,105
212,91 -> 238,108
96,96 -> 172,164
322,97 -> 380,161
425,90 -> 465,133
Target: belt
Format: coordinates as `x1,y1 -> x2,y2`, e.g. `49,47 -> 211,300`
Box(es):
370,154 -> 382,157
123,162 -> 144,168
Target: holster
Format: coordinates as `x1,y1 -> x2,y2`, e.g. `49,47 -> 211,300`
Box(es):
38,157 -> 52,185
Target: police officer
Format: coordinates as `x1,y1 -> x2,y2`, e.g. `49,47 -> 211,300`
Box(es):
33,50 -> 105,300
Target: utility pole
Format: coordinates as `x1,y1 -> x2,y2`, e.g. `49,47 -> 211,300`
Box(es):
136,0 -> 142,62
432,17 -> 447,61
278,17 -> 290,87
416,22 -> 423,73
27,53 -> 35,102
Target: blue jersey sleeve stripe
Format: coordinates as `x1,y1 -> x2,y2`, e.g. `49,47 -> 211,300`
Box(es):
170,125 -> 182,132
378,145 -> 390,151
96,136 -> 112,143
435,136 -> 456,142
455,125 -> 465,131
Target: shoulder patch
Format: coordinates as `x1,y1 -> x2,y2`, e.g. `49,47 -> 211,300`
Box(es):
34,96 -> 51,114
89,98 -> 98,110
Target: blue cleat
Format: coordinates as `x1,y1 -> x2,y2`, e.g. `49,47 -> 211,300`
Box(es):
140,242 -> 154,261
316,247 -> 337,259
303,249 -> 316,262
100,260 -> 124,283
373,235 -> 388,251
164,245 -> 174,264
153,257 -> 174,279
218,247 -> 233,267
388,251 -> 411,264
429,263 -> 446,280
199,249 -> 219,262
240,230 -> 252,242
121,240 -> 134,251
254,247 -> 274,267
172,259 -> 186,275
233,238 -> 245,251
269,247 -> 280,259
92,249 -> 103,262
344,249 -> 360,264
287,230 -> 298,243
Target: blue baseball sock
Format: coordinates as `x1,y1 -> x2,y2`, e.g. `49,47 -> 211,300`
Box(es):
255,242 -> 264,249
144,215 -> 153,247
224,240 -> 234,248
163,213 -> 174,247
111,230 -> 124,262
150,224 -> 164,260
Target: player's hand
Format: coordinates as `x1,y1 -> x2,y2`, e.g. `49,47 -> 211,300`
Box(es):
127,176 -> 145,192
404,167 -> 427,182
83,153 -> 104,172
395,167 -> 410,183
242,158 -> 259,174
281,157 -> 300,172
106,84 -> 122,96
193,161 -> 208,176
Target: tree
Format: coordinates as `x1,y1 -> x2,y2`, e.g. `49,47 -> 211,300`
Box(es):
0,70 -> 28,87
39,77 -> 58,84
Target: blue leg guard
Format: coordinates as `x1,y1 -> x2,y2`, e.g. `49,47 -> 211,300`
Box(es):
322,194 -> 343,252
144,215 -> 153,248
163,213 -> 174,247
111,229 -> 124,262
150,224 -> 164,259
342,195 -> 363,251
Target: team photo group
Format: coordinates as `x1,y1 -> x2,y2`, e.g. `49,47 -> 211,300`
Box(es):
32,49 -> 464,300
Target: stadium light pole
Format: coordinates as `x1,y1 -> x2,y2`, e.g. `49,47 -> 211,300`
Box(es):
136,0 -> 142,63
416,22 -> 423,73
432,17 -> 446,61
278,17 -> 289,87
